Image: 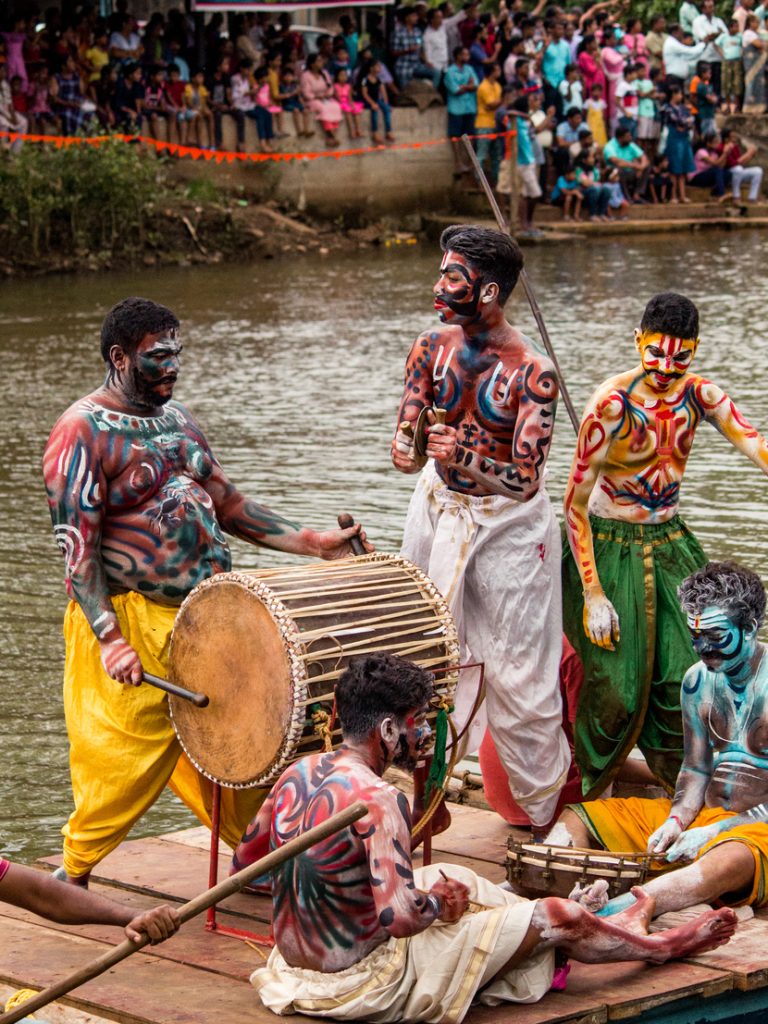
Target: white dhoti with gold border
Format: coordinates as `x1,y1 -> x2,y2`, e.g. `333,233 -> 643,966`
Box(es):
251,864 -> 554,1023
400,463 -> 569,826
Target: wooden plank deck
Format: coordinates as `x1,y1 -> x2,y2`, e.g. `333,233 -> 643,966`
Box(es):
0,803 -> 765,1024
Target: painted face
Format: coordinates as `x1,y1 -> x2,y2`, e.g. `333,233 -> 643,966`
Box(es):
126,330 -> 183,409
637,331 -> 697,392
433,250 -> 485,325
392,706 -> 433,770
687,605 -> 758,678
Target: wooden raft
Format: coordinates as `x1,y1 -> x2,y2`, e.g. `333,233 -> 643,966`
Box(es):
0,804 -> 763,1024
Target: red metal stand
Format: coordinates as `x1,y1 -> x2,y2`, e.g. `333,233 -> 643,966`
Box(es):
204,781 -> 274,946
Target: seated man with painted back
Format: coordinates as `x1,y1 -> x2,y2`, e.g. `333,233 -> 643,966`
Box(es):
551,562 -> 768,917
233,653 -> 738,1024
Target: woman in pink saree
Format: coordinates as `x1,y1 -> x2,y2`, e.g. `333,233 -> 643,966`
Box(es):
600,36 -> 626,132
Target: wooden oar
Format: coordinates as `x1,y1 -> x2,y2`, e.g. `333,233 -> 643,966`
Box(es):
0,801 -> 368,1024
143,671 -> 209,708
460,134 -> 580,436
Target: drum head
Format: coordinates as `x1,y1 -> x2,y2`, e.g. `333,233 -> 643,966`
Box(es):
168,578 -> 295,787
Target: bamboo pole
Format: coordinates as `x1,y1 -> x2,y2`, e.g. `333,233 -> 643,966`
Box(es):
0,801 -> 368,1024
460,134 -> 580,436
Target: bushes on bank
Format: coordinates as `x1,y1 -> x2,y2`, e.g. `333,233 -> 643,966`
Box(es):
0,139 -> 163,258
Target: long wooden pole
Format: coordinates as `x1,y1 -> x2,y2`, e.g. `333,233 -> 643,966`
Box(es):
0,801 -> 368,1024
460,134 -> 580,435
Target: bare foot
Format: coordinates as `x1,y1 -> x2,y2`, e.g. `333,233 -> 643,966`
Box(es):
611,886 -> 655,935
649,907 -> 737,962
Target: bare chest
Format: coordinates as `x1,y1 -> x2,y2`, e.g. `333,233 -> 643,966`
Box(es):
431,344 -> 521,440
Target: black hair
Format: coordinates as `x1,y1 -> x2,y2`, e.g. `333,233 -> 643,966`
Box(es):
100,297 -> 179,364
679,562 -> 766,631
167,62 -> 180,74
335,654 -> 434,740
565,105 -> 581,119
452,44 -> 465,58
439,224 -> 524,305
640,292 -> 699,339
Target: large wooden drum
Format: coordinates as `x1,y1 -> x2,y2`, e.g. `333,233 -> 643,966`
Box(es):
168,554 -> 460,788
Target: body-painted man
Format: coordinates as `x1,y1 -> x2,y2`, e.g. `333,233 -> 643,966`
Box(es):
391,224 -> 570,830
235,653 -> 737,1024
563,292 -> 768,796
43,297 -> 367,885
552,562 -> 768,917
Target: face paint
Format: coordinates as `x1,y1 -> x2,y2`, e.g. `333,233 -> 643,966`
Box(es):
686,604 -> 757,679
125,330 -> 183,410
433,250 -> 485,325
392,707 -> 432,769
637,331 -> 697,393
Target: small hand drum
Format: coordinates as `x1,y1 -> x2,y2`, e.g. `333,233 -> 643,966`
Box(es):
506,840 -> 658,900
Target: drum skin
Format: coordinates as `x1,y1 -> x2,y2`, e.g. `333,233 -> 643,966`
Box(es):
168,554 -> 459,789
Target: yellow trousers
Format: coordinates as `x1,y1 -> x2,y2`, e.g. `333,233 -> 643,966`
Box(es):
62,592 -> 266,878
574,797 -> 768,907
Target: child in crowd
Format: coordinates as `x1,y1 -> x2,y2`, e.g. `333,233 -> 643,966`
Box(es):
648,153 -> 673,203
84,29 -> 110,85
334,67 -> 364,138
89,65 -> 117,128
719,19 -> 744,114
558,64 -> 583,110
695,63 -> 718,136
359,59 -> 394,144
184,69 -> 215,147
615,62 -> 639,136
662,84 -> 696,202
115,61 -> 145,132
10,74 -> 28,117
253,65 -> 277,151
163,63 -> 187,143
207,56 -> 233,150
551,163 -> 584,219
575,151 -> 612,220
604,165 -> 631,219
280,67 -> 313,137
636,66 -> 662,158
584,81 -> 607,146
143,66 -> 168,140
265,50 -> 288,137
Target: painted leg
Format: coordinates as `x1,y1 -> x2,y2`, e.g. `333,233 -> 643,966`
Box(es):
600,841 -> 755,918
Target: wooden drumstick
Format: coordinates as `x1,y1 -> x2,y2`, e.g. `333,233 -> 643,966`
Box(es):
337,513 -> 366,557
143,671 -> 210,708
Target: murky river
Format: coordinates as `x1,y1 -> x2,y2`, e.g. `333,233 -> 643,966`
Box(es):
2,230 -> 767,863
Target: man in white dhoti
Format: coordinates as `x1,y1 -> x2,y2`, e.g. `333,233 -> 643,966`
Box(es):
392,224 -> 568,830
236,654 -> 737,1024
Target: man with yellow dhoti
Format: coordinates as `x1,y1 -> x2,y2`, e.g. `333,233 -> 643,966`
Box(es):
551,563 -> 768,916
43,297 -> 368,885
234,654 -> 738,1024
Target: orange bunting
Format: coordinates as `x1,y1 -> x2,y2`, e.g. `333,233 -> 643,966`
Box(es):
0,127 -> 516,164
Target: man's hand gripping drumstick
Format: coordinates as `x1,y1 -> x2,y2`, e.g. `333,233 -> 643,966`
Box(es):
392,409 -> 448,472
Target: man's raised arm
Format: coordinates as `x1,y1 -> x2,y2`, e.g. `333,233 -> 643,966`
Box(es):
43,415 -> 142,684
564,386 -> 622,650
426,356 -> 558,500
694,379 -> 768,477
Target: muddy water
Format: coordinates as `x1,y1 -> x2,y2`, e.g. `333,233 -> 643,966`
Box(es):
2,230 -> 767,862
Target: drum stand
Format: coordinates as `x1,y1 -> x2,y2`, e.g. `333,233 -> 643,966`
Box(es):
204,660 -> 485,946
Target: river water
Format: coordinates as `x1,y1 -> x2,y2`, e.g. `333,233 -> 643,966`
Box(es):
1,230 -> 767,863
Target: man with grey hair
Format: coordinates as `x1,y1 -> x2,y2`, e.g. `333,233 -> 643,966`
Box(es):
548,561 -> 768,917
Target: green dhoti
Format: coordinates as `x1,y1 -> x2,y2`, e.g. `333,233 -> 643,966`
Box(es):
562,514 -> 707,799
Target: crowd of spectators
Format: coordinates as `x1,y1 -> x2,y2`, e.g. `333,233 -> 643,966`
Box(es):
420,0 -> 766,234
0,4 -> 405,151
0,0 -> 765,217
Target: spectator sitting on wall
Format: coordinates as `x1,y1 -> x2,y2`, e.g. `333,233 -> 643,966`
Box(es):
554,104 -> 583,175
720,128 -> 764,202
603,123 -> 650,202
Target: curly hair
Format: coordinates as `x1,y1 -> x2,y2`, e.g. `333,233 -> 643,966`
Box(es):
100,297 -> 180,365
678,561 -> 766,631
439,224 -> 524,306
335,654 -> 435,741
